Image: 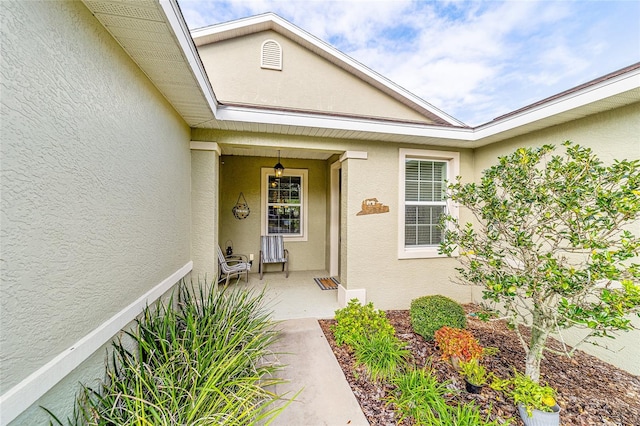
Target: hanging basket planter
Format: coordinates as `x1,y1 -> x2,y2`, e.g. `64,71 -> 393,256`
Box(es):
232,192 -> 250,220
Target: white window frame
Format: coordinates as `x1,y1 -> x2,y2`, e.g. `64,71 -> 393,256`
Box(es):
261,168 -> 308,242
398,149 -> 459,259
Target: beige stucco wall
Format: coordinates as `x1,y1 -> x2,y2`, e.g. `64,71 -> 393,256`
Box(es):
1,1 -> 191,422
191,149 -> 220,280
475,102 -> 640,179
340,143 -> 476,310
218,155 -> 327,272
474,102 -> 640,375
197,30 -> 434,123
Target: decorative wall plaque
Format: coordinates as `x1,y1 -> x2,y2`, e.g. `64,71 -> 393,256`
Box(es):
356,198 -> 389,215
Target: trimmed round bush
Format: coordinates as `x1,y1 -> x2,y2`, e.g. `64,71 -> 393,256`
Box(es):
410,295 -> 466,340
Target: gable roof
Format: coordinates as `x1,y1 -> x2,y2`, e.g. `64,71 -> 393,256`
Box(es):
191,13 -> 466,128
82,0 -> 640,148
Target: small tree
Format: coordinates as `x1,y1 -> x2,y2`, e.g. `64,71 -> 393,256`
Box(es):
440,141 -> 640,382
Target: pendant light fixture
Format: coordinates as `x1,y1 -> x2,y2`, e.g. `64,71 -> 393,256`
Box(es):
274,150 -> 285,177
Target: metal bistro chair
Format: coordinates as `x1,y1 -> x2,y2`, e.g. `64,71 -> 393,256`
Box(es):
217,245 -> 251,285
259,235 -> 289,280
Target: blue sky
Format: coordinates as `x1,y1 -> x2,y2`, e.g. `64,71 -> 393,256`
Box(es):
178,0 -> 640,126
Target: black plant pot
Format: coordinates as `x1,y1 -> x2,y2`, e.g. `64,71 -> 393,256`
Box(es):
465,381 -> 483,394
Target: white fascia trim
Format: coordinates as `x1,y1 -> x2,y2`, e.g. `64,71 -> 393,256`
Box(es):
474,68 -> 640,139
0,261 -> 193,426
191,13 -> 276,40
191,13 -> 465,127
190,141 -> 221,155
212,70 -> 639,143
159,0 -> 219,114
216,105 -> 476,140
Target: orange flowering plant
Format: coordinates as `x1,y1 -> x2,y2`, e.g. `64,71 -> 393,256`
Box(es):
434,326 -> 496,362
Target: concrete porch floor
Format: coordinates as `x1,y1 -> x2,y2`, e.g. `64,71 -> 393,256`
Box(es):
228,270 -> 342,320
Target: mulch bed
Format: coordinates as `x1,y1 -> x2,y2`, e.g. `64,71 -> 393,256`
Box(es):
318,305 -> 640,425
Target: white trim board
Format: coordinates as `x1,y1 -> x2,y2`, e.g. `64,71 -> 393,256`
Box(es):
329,160 -> 341,277
339,151 -> 368,162
0,261 -> 193,426
190,141 -> 221,155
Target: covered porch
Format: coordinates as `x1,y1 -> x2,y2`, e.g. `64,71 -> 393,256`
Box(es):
191,139 -> 373,308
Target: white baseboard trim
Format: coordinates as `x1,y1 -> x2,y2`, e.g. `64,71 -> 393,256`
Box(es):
0,261 -> 193,426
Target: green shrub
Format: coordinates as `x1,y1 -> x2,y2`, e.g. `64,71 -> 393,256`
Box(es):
332,299 -> 395,346
353,334 -> 409,381
410,295 -> 466,340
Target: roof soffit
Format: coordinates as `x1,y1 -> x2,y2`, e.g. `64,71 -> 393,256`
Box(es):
81,0 -> 217,127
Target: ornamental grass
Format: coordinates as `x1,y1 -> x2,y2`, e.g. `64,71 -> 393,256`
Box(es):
45,280 -> 293,425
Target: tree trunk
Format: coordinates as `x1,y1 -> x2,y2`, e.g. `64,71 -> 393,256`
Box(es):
525,308 -> 551,383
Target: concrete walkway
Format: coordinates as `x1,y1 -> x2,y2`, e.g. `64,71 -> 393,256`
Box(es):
267,318 -> 369,426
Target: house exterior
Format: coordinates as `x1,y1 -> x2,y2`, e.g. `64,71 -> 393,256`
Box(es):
1,0 -> 638,424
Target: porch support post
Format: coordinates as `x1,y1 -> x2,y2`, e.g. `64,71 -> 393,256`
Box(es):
337,151 -> 368,306
190,141 -> 221,282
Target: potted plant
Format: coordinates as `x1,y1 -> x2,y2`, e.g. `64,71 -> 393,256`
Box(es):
491,370 -> 560,426
458,358 -> 487,393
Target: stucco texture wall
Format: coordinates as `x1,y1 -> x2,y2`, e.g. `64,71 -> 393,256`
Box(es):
197,30 -> 434,123
474,103 -> 640,375
341,142 -> 476,310
191,149 -> 219,280
474,103 -> 640,177
218,155 -> 327,272
1,0 -> 191,408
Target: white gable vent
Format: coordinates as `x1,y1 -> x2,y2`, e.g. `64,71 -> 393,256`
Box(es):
261,40 -> 282,70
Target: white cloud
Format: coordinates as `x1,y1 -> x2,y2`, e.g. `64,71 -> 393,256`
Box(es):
179,0 -> 640,126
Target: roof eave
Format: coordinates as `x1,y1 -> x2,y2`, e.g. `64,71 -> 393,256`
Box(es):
471,67 -> 640,146
158,0 -> 219,114
215,104 -> 475,141
88,1 -> 640,149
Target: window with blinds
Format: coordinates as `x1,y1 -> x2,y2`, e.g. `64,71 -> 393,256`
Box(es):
404,159 -> 447,247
